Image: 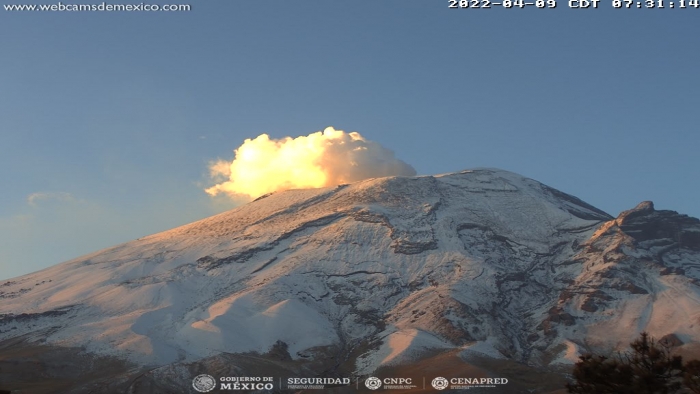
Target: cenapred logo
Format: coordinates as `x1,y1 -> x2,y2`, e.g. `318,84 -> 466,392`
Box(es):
431,376 -> 509,390
431,377 -> 449,390
192,374 -> 216,393
365,376 -> 382,390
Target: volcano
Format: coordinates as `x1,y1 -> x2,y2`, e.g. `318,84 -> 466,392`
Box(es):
1,169 -> 699,393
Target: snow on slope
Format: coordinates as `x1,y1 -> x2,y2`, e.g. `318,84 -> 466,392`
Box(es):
354,327 -> 453,375
1,169 -> 698,374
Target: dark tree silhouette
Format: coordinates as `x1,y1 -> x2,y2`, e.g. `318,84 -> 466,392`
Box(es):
685,360 -> 700,394
567,332 -> 700,394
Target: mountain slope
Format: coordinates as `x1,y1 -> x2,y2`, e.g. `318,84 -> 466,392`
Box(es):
1,168 -> 698,392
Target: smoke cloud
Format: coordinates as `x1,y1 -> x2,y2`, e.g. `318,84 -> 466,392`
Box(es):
205,127 -> 416,200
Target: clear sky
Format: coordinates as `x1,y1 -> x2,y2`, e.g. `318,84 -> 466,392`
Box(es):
1,0 -> 698,280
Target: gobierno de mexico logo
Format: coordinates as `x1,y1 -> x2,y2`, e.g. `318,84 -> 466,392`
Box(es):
192,374 -> 217,393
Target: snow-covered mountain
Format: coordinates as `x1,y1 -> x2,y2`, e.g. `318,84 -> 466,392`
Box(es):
1,169 -> 699,392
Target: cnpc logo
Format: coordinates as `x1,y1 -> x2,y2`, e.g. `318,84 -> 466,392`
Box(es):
364,377 -> 413,390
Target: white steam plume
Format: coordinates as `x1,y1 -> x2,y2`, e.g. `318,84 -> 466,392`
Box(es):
205,127 -> 416,200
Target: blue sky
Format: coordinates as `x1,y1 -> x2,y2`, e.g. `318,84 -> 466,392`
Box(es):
1,1 -> 698,280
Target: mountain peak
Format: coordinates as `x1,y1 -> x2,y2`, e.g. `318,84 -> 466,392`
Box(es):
1,169 -> 698,393
634,200 -> 655,211
611,199 -> 700,250
617,200 -> 655,221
